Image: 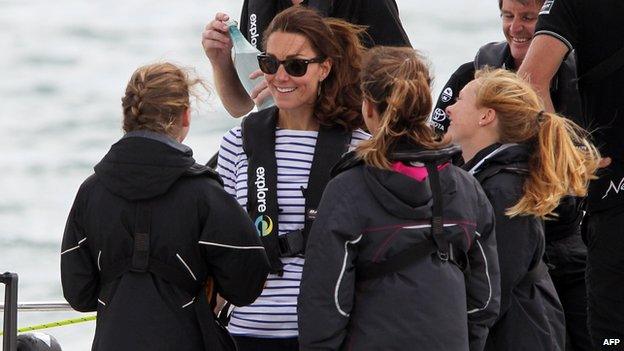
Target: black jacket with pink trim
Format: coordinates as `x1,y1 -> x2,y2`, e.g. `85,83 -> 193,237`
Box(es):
298,145 -> 501,351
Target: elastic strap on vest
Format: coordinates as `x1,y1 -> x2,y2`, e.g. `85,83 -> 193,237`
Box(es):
426,162 -> 449,260
242,108 -> 283,273
131,203 -> 150,272
303,125 -> 351,244
100,201 -> 200,297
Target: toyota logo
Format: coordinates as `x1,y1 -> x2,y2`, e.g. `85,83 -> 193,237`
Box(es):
432,108 -> 447,122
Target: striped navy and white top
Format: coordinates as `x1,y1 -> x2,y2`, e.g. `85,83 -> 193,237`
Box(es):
217,125 -> 369,338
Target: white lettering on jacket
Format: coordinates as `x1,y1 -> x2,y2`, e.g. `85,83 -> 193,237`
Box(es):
249,14 -> 259,48
602,176 -> 624,199
255,166 -> 268,212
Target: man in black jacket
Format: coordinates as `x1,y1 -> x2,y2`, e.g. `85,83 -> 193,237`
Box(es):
433,1 -> 590,349
518,1 -> 624,349
431,0 -> 581,134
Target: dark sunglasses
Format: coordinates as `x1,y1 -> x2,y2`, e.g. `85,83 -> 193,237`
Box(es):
257,53 -> 326,77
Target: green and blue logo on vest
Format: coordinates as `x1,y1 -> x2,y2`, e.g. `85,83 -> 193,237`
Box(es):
254,215 -> 274,236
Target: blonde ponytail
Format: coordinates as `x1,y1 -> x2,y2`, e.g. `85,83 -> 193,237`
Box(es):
474,69 -> 600,218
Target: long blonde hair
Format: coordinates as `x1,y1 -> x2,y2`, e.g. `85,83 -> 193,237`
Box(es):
356,46 -> 446,169
475,69 -> 600,218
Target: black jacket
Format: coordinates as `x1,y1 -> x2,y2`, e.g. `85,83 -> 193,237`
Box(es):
463,144 -> 566,351
61,131 -> 270,351
299,146 -> 500,351
432,41 -> 583,134
239,0 -> 411,49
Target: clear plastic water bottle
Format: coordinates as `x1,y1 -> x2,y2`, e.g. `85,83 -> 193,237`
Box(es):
226,20 -> 275,110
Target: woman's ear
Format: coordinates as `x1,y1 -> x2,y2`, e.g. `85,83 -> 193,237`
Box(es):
362,99 -> 382,134
319,58 -> 332,82
181,108 -> 191,128
362,99 -> 374,120
480,108 -> 496,126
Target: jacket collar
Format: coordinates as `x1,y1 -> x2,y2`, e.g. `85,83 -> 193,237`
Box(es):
122,130 -> 191,154
463,143 -> 529,175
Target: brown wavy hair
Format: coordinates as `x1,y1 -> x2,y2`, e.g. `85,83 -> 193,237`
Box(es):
498,0 -> 545,9
121,62 -> 206,137
356,46 -> 446,169
263,6 -> 365,131
474,69 -> 600,218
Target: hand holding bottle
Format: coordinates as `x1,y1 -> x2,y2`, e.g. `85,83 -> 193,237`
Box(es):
202,13 -> 234,66
202,12 -> 275,113
248,69 -> 272,109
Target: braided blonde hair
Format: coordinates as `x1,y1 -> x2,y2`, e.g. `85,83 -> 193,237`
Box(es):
121,62 -> 206,137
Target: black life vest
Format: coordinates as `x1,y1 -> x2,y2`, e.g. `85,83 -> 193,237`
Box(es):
99,165 -> 235,351
474,41 -> 584,128
242,106 -> 351,273
333,145 -> 470,282
100,164 -> 221,296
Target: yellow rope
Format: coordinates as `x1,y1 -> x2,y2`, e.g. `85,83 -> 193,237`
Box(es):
0,315 -> 96,336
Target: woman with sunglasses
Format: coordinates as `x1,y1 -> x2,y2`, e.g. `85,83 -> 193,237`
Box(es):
298,46 -> 501,351
216,6 -> 368,351
202,1 -> 411,117
445,69 -> 600,351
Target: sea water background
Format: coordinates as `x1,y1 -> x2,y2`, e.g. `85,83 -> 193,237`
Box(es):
0,0 -> 500,349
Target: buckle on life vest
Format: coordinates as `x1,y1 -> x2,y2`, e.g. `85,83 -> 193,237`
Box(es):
306,209 -> 318,221
437,250 -> 449,262
131,232 -> 150,272
278,230 -> 305,257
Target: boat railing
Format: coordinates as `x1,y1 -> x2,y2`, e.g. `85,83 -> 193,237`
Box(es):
0,301 -> 74,312
1,272 -> 19,351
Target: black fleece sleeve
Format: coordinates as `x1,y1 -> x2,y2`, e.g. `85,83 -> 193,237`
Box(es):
484,183 -> 541,319
61,183 -> 99,312
466,182 -> 501,351
534,0 -> 581,52
199,180 -> 270,306
298,178 -> 362,350
358,0 -> 411,47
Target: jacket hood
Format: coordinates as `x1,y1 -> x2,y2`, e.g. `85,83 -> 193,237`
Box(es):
355,144 -> 461,220
94,131 -> 197,201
